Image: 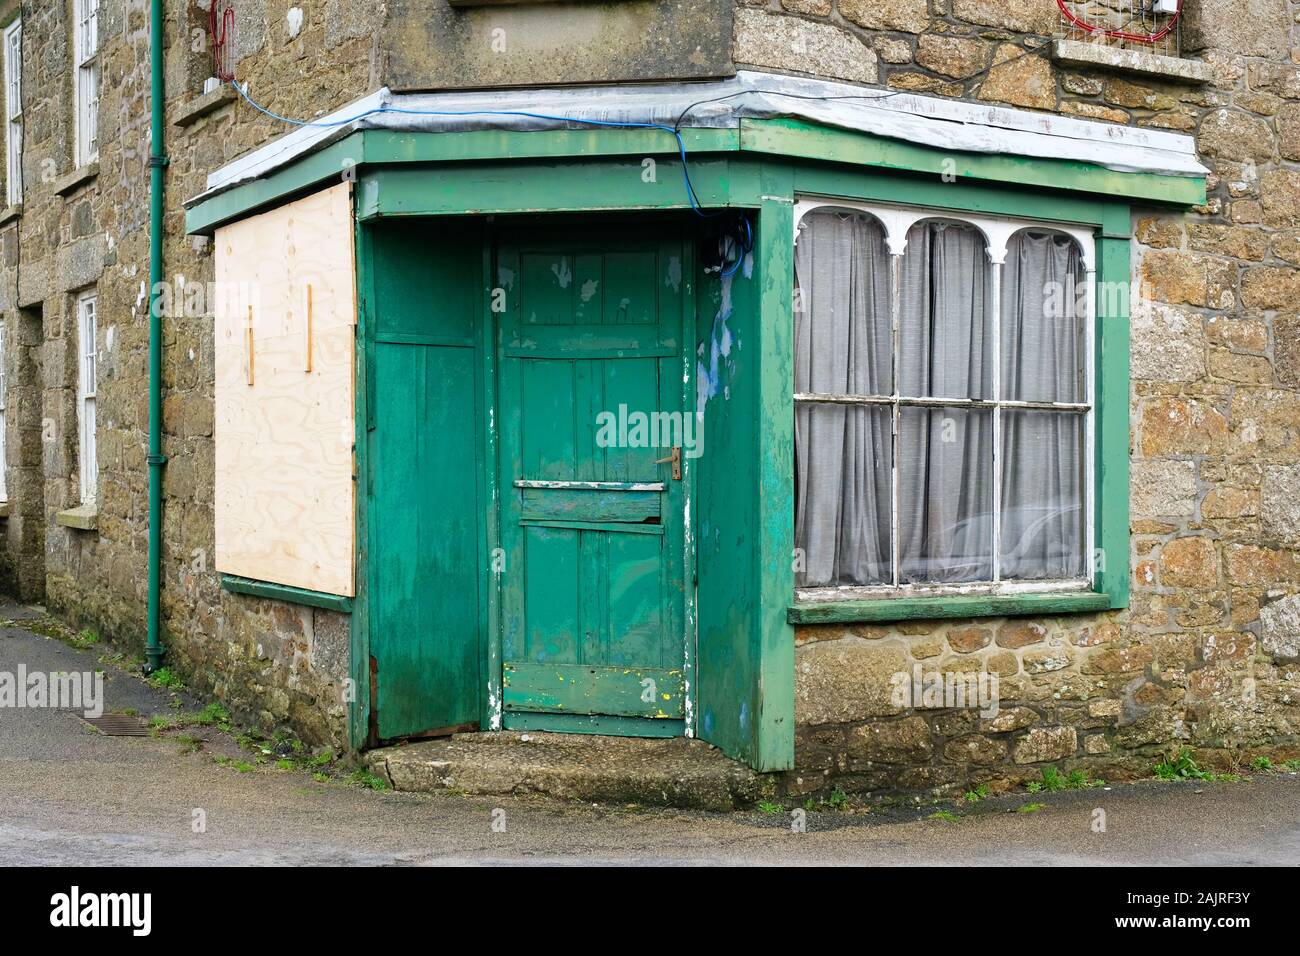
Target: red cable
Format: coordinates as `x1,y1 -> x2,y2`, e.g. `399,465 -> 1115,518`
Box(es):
209,1 -> 235,81
1055,0 -> 1182,44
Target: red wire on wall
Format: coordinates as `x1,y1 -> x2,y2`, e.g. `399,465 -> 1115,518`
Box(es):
1055,0 -> 1182,44
209,1 -> 236,81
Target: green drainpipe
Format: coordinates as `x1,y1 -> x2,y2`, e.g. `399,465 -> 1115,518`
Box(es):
144,0 -> 167,675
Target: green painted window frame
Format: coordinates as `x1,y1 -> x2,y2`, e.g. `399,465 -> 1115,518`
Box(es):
220,573 -> 354,613
783,176 -> 1131,626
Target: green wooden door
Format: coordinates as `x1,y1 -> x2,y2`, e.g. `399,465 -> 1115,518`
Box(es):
368,221 -> 484,741
497,225 -> 692,729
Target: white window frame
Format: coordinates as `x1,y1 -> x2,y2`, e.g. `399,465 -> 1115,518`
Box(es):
77,292 -> 97,504
0,320 -> 8,503
73,0 -> 98,168
3,19 -> 21,207
792,196 -> 1097,602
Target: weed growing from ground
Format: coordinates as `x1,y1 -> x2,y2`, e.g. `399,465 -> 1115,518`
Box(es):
350,769 -> 390,792
1153,748 -> 1239,782
963,783 -> 990,803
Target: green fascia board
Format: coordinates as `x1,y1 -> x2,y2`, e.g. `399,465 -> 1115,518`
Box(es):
792,163 -> 1113,230
186,116 -> 1202,234
186,128 -> 737,234
788,591 -> 1113,625
355,157 -> 747,219
186,134 -> 365,235
220,573 -> 354,613
360,126 -> 737,165
742,118 -> 1205,208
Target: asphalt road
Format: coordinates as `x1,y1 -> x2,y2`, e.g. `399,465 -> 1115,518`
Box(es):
1,606 -> 1297,866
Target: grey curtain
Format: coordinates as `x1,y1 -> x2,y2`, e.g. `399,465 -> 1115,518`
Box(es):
1000,231 -> 1086,579
793,218 -> 1086,590
897,221 -> 993,583
794,211 -> 892,586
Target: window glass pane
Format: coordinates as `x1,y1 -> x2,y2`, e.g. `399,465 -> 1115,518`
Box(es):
5,28 -> 19,115
84,396 -> 96,501
898,406 -> 993,583
1001,230 -> 1085,403
795,403 -> 892,587
1001,410 -> 1086,579
899,220 -> 991,400
794,209 -> 891,397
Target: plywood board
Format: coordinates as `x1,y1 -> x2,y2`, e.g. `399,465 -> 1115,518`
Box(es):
213,182 -> 356,596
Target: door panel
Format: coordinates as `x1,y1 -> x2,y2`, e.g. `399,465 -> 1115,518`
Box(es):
372,343 -> 481,739
503,663 -> 684,718
499,227 -> 689,724
368,221 -> 483,741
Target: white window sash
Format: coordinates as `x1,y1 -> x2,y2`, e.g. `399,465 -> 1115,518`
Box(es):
3,20 -> 20,207
792,197 -> 1097,598
4,22 -> 20,120
73,0 -> 98,166
78,294 -> 97,503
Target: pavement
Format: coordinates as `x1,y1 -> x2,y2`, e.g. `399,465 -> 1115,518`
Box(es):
1,604 -> 1298,866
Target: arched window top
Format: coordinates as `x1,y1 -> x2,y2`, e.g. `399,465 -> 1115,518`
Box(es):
798,205 -> 888,232
794,197 -> 1096,271
1007,225 -> 1085,252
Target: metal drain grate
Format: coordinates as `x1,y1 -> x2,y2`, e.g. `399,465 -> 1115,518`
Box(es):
78,713 -> 151,736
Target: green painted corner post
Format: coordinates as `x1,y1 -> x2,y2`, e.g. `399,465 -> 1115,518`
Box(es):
477,234 -> 503,734
144,0 -> 167,675
1095,202 -> 1132,610
348,216 -> 374,751
753,168 -> 796,772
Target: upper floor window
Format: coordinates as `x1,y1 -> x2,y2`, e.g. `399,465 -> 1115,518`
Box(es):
77,291 -> 97,504
3,19 -> 21,206
73,0 -> 98,167
793,200 -> 1095,599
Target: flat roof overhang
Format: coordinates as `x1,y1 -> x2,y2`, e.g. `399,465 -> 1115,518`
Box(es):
186,69 -> 1208,235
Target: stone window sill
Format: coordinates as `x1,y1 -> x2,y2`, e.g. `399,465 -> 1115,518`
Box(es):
1050,39 -> 1210,86
55,503 -> 98,531
0,203 -> 20,226
787,590 -> 1113,625
53,162 -> 99,198
173,84 -> 237,128
0,500 -> 10,519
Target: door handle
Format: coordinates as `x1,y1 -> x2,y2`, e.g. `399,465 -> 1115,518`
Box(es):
654,446 -> 682,481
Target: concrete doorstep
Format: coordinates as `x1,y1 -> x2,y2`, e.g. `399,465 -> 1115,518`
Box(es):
365,732 -> 771,811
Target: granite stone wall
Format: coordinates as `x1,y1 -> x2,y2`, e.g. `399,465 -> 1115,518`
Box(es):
735,0 -> 1300,798
0,0 -> 377,747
